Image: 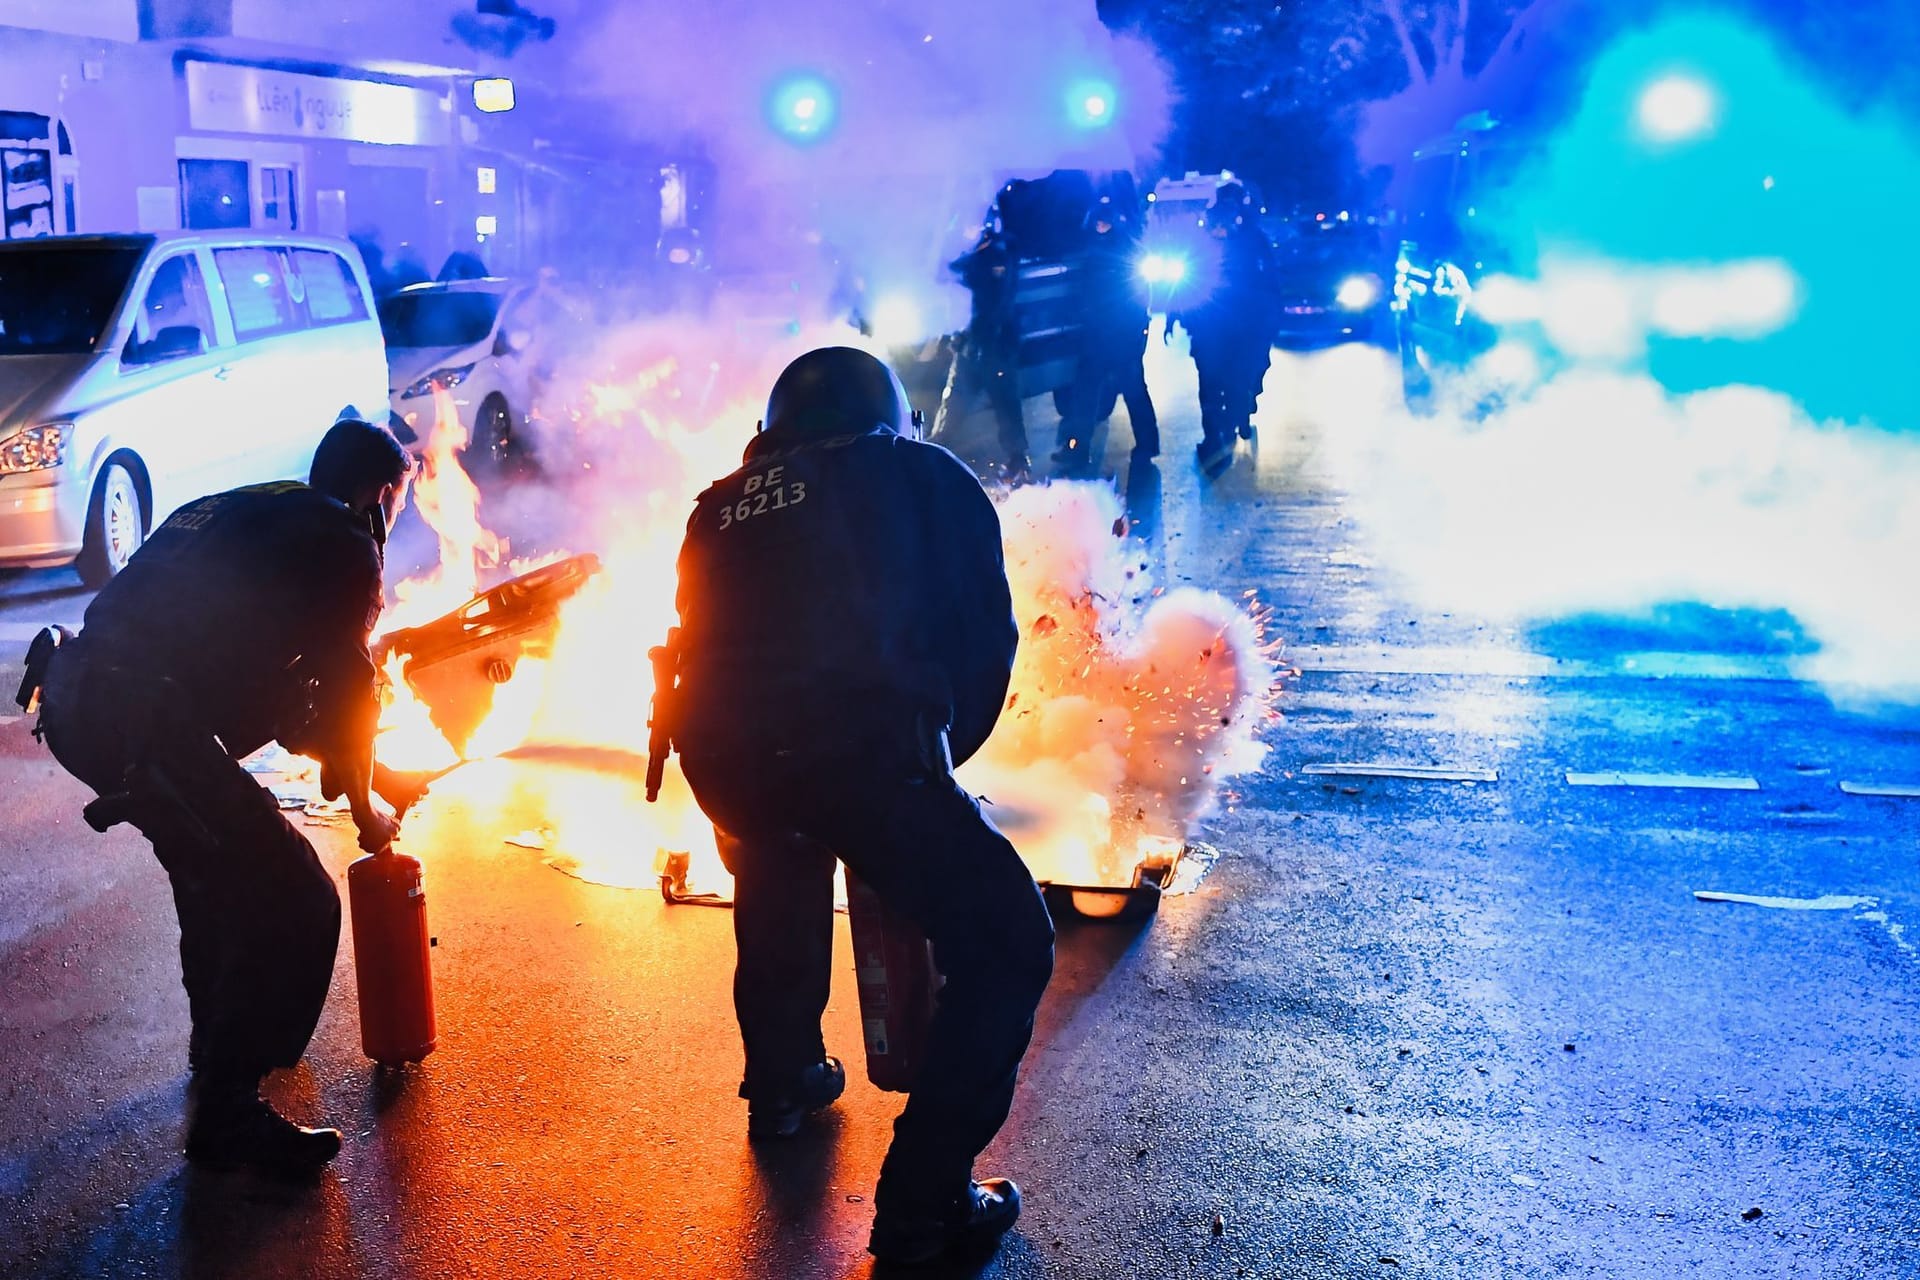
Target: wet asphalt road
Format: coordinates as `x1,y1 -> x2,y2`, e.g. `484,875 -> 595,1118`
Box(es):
3,345 -> 1918,1278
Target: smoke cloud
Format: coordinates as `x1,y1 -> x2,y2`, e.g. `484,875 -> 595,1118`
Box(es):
571,0 -> 1171,335
1287,12 -> 1920,707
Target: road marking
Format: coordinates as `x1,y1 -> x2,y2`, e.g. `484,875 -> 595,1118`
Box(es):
1289,646 -> 1799,681
1567,772 -> 1760,791
1694,890 -> 1876,910
1839,781 -> 1920,798
1303,762 -> 1498,783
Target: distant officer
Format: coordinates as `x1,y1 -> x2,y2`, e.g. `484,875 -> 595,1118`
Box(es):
22,419 -> 417,1177
1176,182 -> 1276,476
950,230 -> 1033,478
1054,195 -> 1160,473
667,347 -> 1054,1266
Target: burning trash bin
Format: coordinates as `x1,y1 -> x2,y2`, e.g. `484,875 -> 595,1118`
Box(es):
375,553 -> 601,756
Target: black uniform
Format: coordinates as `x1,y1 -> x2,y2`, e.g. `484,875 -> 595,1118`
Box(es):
673,422 -> 1054,1215
1183,217 -> 1277,454
1056,221 -> 1159,469
36,482 -> 384,1084
950,234 -> 1030,470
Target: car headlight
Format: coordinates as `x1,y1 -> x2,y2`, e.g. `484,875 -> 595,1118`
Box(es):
1336,274 -> 1382,311
400,364 -> 476,399
1138,252 -> 1190,285
0,421 -> 72,475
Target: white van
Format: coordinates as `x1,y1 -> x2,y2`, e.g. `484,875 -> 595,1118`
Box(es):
0,231 -> 389,585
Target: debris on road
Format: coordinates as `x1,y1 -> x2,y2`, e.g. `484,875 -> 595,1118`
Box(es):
1742,1207 -> 1765,1221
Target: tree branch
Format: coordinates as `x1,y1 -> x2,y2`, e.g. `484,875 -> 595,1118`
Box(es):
1381,0 -> 1429,86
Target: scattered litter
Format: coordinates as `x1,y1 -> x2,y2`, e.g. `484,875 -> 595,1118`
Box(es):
1693,891 -> 1878,911
1163,841 -> 1221,896
270,789 -> 311,810
1210,1213 -> 1226,1237
1567,772 -> 1758,791
1562,1043 -> 1577,1053
1379,1259 -> 1400,1268
1303,762 -> 1498,783
300,797 -> 353,825
1742,1207 -> 1765,1222
1839,781 -> 1920,798
1510,1174 -> 1538,1189
506,829 -> 552,851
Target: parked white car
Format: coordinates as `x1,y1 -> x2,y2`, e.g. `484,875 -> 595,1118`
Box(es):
379,278 -> 538,473
0,230 -> 389,585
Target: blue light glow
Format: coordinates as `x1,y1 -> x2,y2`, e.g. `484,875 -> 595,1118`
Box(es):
767,74 -> 838,143
1138,252 -> 1188,285
1490,13 -> 1920,430
1067,78 -> 1117,130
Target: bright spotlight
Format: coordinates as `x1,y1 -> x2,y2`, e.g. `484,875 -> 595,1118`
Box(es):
1138,252 -> 1189,285
1637,73 -> 1717,143
1067,78 -> 1118,129
868,294 -> 924,347
768,73 -> 837,143
1336,274 -> 1380,311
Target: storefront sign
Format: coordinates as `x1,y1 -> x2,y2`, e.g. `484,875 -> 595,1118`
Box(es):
185,60 -> 450,148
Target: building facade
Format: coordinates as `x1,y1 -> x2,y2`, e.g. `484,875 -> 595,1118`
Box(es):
0,0 -> 662,289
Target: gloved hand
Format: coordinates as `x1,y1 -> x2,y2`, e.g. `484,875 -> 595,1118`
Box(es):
355,806 -> 402,855
373,763 -> 436,818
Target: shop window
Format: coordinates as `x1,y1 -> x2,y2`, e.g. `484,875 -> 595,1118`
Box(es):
259,164 -> 298,232
125,254 -> 216,366
291,249 -> 369,325
2,147 -> 54,239
180,158 -> 251,231
213,246 -> 302,339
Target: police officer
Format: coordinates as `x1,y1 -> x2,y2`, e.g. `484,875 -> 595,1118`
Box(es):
1176,182 -> 1276,476
25,418 -> 415,1177
668,347 -> 1055,1266
1054,195 -> 1160,474
950,229 -> 1032,478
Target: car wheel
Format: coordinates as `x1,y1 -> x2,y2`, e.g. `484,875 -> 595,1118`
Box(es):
473,394 -> 529,477
77,459 -> 146,588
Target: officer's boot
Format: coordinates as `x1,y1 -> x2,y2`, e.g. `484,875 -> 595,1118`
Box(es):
869,1177 -> 1023,1266
746,1056 -> 846,1139
185,1071 -> 343,1177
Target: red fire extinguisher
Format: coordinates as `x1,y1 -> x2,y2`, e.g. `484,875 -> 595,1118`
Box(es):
845,871 -> 940,1093
348,845 -> 438,1066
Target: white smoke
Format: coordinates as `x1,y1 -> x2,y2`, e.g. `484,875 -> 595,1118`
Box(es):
1280,343 -> 1920,707
571,0 -> 1171,335
961,481 -> 1275,888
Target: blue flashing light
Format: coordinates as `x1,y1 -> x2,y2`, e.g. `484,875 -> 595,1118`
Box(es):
768,74 -> 837,143
1067,78 -> 1117,130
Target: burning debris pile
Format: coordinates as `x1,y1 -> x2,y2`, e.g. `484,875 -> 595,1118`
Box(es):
365,317 -> 1277,901
962,482 -> 1274,891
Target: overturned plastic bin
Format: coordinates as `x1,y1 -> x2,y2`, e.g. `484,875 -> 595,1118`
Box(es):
375,554 -> 601,754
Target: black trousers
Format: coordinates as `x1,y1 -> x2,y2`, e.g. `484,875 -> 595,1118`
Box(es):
1193,333 -> 1270,447
1058,337 -> 1159,462
962,342 -> 1030,464
683,750 -> 1055,1211
39,646 -> 340,1084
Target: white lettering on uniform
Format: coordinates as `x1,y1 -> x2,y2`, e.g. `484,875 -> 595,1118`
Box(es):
717,465 -> 807,529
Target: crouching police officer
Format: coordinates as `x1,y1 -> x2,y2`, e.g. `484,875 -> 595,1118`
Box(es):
666,347 -> 1055,1266
19,418 -> 415,1177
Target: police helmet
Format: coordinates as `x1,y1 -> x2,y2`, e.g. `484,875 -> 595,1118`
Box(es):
310,417 -> 413,502
763,347 -> 914,441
